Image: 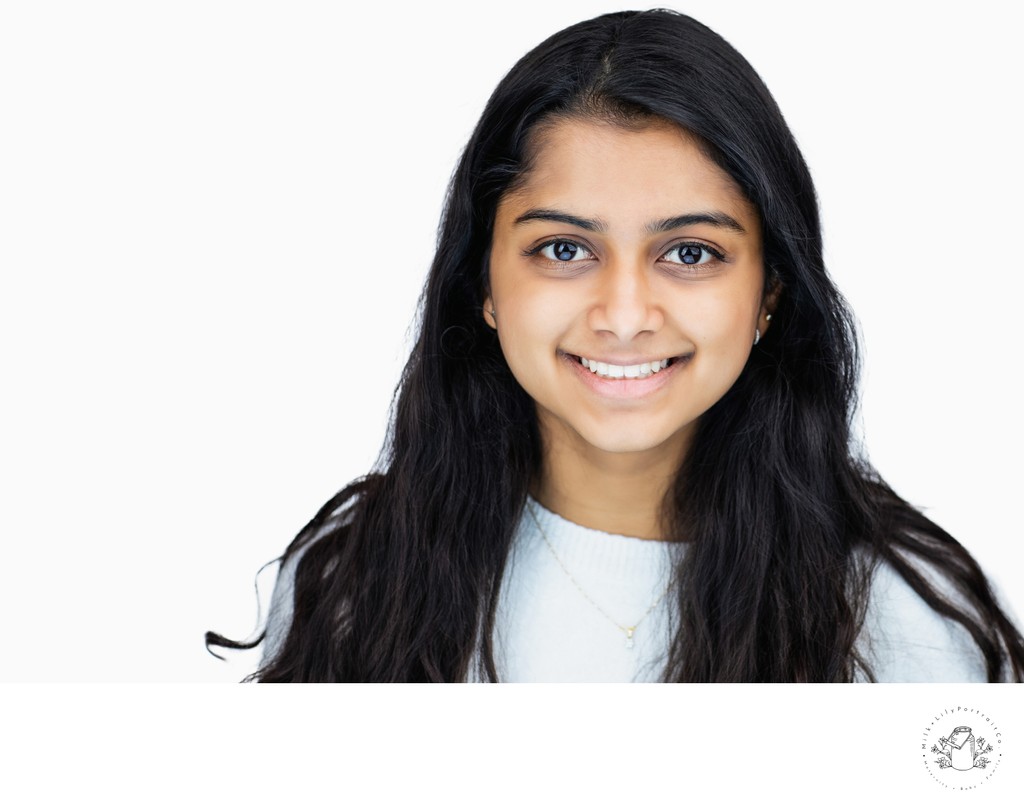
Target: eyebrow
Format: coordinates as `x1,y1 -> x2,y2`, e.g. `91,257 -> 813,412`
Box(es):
513,208 -> 747,235
647,212 -> 747,235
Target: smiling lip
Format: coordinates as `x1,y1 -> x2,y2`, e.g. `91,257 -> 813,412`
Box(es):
577,355 -> 675,380
560,350 -> 691,399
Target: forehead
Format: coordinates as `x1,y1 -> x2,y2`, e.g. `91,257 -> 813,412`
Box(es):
498,117 -> 758,229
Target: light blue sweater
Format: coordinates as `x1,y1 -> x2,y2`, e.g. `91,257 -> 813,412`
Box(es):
261,497 -> 996,682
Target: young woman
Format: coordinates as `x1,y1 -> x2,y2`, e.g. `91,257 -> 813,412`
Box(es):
208,8 -> 1023,682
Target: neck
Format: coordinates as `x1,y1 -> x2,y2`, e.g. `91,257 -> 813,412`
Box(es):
532,420 -> 691,541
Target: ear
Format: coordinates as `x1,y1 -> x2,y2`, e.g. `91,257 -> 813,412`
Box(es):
760,276 -> 782,334
482,294 -> 497,330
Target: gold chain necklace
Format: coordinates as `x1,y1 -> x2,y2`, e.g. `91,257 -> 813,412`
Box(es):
526,500 -> 675,650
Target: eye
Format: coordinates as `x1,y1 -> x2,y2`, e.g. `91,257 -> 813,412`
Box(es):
533,240 -> 594,262
661,242 -> 723,267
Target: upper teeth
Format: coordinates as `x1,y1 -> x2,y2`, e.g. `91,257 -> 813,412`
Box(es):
579,357 -> 672,379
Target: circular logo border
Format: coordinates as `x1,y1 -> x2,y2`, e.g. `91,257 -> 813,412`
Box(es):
921,706 -> 1003,790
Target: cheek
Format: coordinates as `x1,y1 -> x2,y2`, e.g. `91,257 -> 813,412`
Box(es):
497,301 -> 562,374
493,273 -> 574,351
685,291 -> 757,352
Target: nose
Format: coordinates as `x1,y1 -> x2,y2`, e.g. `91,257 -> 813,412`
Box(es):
587,257 -> 664,342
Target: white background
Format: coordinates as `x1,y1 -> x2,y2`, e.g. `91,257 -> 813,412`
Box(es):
2,0 -> 1022,686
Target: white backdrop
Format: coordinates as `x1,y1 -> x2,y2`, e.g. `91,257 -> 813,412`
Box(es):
1,0 -> 1021,682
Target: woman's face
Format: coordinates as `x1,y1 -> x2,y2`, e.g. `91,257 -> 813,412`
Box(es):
485,118 -> 772,465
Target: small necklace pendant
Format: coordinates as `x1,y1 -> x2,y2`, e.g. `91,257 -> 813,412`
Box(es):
624,627 -> 635,650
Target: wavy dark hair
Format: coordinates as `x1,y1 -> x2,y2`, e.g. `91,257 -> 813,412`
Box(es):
208,8 -> 1024,682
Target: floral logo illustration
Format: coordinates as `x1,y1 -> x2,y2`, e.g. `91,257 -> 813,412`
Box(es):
930,726 -> 993,771
921,708 -> 1003,789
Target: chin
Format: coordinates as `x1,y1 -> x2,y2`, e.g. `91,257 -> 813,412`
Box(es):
575,424 -> 688,456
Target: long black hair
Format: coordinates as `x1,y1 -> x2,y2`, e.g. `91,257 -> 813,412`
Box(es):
208,8 -> 1024,682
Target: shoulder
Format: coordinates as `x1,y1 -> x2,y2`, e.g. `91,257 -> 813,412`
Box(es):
857,552 -> 990,682
260,503 -> 355,668
260,541 -> 310,668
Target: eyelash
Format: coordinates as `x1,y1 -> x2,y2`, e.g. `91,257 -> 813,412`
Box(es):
523,239 -> 726,273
